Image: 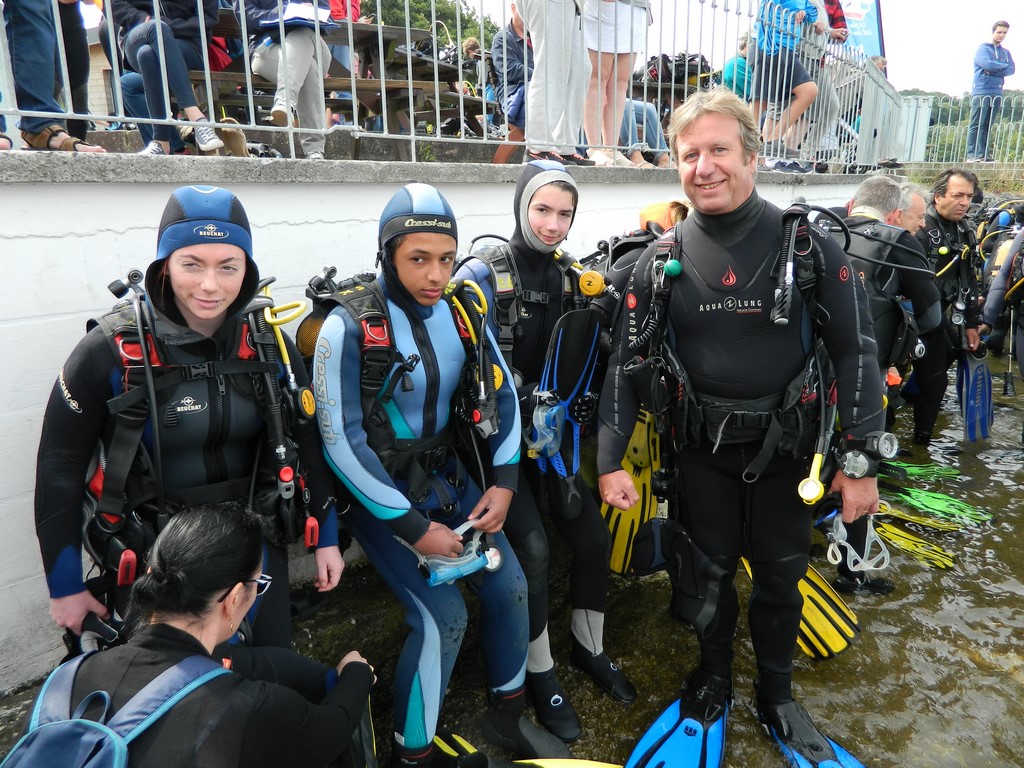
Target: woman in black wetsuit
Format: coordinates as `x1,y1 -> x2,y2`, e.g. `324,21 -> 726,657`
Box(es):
18,502 -> 373,767
34,185 -> 344,682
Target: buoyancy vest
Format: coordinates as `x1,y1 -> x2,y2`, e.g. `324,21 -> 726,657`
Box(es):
462,242 -> 584,358
303,274 -> 494,505
623,206 -> 831,482
83,294 -> 311,608
921,212 -> 979,306
843,220 -> 921,369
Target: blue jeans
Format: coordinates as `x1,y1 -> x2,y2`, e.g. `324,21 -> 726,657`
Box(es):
619,99 -> 668,162
329,43 -> 353,100
966,94 -> 1003,160
3,0 -> 64,134
120,72 -> 186,151
504,86 -> 526,129
124,20 -> 202,143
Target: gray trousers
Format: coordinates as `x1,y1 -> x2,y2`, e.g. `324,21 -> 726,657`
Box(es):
519,0 -> 591,154
252,27 -> 330,154
800,57 -> 840,159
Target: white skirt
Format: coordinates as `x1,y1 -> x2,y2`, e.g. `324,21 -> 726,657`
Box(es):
583,0 -> 648,54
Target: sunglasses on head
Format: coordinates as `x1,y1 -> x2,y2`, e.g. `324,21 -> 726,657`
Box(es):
217,573 -> 273,603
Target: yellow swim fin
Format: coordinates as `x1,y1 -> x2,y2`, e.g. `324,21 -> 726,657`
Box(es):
602,410 -> 662,575
741,557 -> 860,661
875,521 -> 956,569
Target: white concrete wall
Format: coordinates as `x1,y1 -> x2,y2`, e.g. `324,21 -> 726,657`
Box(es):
0,157 -> 860,693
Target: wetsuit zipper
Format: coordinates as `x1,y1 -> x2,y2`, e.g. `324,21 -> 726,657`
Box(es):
393,292 -> 440,437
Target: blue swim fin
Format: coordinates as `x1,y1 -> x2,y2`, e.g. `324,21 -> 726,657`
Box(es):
624,671 -> 729,768
758,699 -> 865,768
958,347 -> 993,442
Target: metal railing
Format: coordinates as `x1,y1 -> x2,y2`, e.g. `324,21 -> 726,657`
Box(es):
0,0 -> 899,167
901,93 -> 1024,167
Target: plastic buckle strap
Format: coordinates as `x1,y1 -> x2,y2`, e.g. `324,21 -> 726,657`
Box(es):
361,347 -> 392,395
184,362 -> 214,380
421,444 -> 450,472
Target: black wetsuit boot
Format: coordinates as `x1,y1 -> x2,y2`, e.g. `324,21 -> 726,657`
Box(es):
481,686 -> 571,760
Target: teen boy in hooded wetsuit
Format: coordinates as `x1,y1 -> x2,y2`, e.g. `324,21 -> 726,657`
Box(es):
313,183 -> 569,768
456,161 -> 636,744
598,90 -> 884,766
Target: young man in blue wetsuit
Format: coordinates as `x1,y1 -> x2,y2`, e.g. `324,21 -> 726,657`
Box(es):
313,184 -> 569,768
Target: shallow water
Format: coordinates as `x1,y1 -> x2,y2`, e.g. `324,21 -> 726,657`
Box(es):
1,379 -> 1021,768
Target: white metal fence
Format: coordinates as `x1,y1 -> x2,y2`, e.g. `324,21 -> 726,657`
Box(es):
901,93 -> 1024,166
0,0 -> 900,167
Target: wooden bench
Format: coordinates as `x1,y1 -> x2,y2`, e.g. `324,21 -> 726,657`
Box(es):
190,70 -> 441,158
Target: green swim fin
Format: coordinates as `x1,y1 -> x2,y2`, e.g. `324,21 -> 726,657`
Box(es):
957,347 -> 994,442
601,409 -> 662,575
879,483 -> 992,525
740,558 -> 859,661
874,522 -> 956,569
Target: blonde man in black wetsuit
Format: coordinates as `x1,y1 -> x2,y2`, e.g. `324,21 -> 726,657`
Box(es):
597,89 -> 884,767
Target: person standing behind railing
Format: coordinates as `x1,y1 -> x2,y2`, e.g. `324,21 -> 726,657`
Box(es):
581,0 -> 649,167
788,0 -> 845,167
518,0 -> 596,165
327,0 -> 360,73
234,0 -> 333,160
966,21 -> 1015,163
55,0 -> 93,142
110,0 -> 225,155
722,31 -> 753,101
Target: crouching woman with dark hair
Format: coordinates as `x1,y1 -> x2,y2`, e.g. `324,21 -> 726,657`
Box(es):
21,502 -> 374,767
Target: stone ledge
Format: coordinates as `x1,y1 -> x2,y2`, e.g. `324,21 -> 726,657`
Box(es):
0,148 -> 866,186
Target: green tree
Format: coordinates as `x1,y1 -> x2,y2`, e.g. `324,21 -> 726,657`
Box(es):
370,0 -> 499,47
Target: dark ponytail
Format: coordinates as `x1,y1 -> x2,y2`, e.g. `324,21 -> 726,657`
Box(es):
129,502 -> 263,623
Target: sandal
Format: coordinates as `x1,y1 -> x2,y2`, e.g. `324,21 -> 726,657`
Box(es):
0,133 -> 12,151
20,124 -> 105,152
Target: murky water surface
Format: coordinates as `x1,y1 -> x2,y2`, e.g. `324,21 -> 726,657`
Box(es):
2,386 -> 1021,768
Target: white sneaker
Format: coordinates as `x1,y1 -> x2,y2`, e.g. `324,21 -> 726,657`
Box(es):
587,148 -> 614,166
306,151 -> 325,161
193,119 -> 224,152
137,141 -> 166,156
